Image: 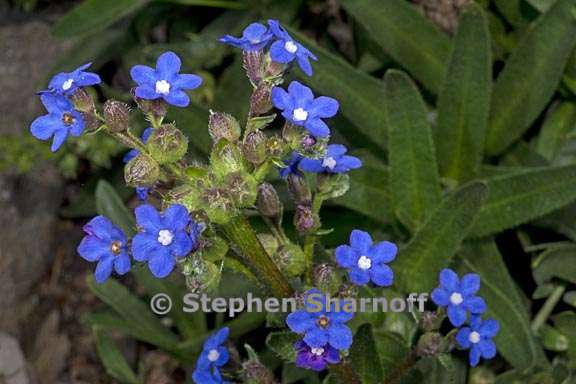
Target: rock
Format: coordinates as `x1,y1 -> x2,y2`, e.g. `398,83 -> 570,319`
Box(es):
0,332 -> 30,384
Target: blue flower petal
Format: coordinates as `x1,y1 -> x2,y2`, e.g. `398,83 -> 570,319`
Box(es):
94,256 -> 114,283
270,40 -> 295,63
286,310 -> 315,333
431,287 -> 450,306
335,245 -> 357,268
131,232 -> 161,261
135,84 -> 158,100
370,264 -> 393,287
114,253 -> 131,275
469,345 -> 481,367
455,327 -> 472,349
173,74 -> 203,90
460,273 -> 481,295
328,324 -> 352,350
169,231 -> 193,258
77,236 -> 109,262
349,230 -> 372,253
479,339 -> 496,359
163,204 -> 190,229
349,268 -> 370,286
31,115 -> 60,140
50,129 -> 69,152
304,118 -> 331,138
164,90 -> 190,107
479,319 -> 500,337
130,65 -> 156,84
148,249 -> 176,278
156,51 -> 181,78
369,241 -> 397,263
303,328 -> 329,348
288,81 -> 314,103
465,296 -> 487,314
296,53 -> 313,76
439,268 -> 460,292
309,96 -> 339,118
271,87 -> 292,110
135,204 -> 163,232
299,158 -> 325,173
447,304 -> 467,327
215,346 -> 229,366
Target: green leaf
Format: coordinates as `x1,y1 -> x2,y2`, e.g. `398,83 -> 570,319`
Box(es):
553,311 -> 576,366
461,240 -> 548,371
492,0 -> 537,27
539,324 -> 569,352
158,0 -> 246,8
52,0 -> 146,39
349,324 -> 383,384
286,28 -> 387,150
535,102 -> 576,161
95,180 -> 136,236
394,182 -> 486,293
435,4 -> 492,183
341,0 -> 450,94
93,328 -> 140,384
87,276 -> 180,350
470,165 -> 576,237
373,330 -> 409,376
265,331 -> 299,361
384,70 -> 442,231
485,0 -> 576,155
533,244 -> 576,285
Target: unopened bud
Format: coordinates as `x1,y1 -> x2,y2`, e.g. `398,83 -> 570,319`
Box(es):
211,141 -> 245,177
287,174 -> 311,204
103,100 -> 130,132
265,59 -> 285,78
243,50 -> 264,85
265,136 -> 284,158
201,187 -> 236,224
184,258 -> 221,293
250,83 -> 272,115
242,130 -> 267,165
256,182 -> 282,219
420,310 -> 443,332
225,172 -> 258,207
314,263 -> 341,294
416,332 -> 443,358
275,244 -> 305,277
81,112 -> 100,131
294,204 -> 317,233
132,89 -> 167,118
208,111 -> 241,143
242,360 -> 276,384
124,154 -> 160,186
147,124 -> 188,164
71,88 -> 94,113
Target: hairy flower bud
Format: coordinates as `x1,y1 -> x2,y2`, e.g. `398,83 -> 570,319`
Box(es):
211,140 -> 245,177
208,111 -> 241,143
250,83 -> 272,115
147,124 -> 188,164
225,172 -> 258,207
132,89 -> 167,118
314,263 -> 342,294
276,244 -> 306,277
71,88 -> 94,113
243,50 -> 264,85
184,258 -> 221,293
81,112 -> 100,131
256,182 -> 282,219
287,174 -> 312,204
294,204 -> 317,233
265,135 -> 284,158
242,130 -> 267,165
420,310 -> 443,332
124,154 -> 160,186
242,360 -> 276,384
416,332 -> 443,358
103,100 -> 130,132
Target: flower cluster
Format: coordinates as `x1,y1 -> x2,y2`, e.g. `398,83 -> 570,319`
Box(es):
78,204 -> 199,282
432,268 -> 499,366
193,327 -> 230,384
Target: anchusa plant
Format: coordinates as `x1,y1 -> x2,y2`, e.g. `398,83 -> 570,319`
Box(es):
31,18 -> 501,383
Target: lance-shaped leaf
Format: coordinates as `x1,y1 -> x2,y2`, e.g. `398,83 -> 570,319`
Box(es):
341,0 -> 450,94
384,70 -> 442,230
95,180 -> 136,236
93,328 -> 140,384
535,102 -> 576,162
461,240 -> 548,370
470,164 -> 576,237
436,3 -> 492,183
533,244 -> 576,285
394,182 -> 487,293
485,0 -> 576,155
350,324 -> 383,384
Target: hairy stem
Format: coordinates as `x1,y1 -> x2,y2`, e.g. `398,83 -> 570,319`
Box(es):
303,193 -> 323,284
531,282 -> 567,332
221,214 -> 293,298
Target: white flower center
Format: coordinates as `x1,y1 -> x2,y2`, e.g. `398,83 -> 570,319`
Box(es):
293,107 -> 308,121
207,349 -> 220,362
450,292 -> 463,305
322,157 -> 337,170
157,229 -> 174,246
357,255 -> 372,270
469,331 -> 481,344
311,347 -> 324,356
250,38 -> 261,44
155,80 -> 171,95
62,78 -> 74,91
284,40 -> 298,54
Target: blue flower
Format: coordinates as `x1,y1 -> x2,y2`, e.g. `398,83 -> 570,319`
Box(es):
45,62 -> 101,95
219,22 -> 273,51
455,315 -> 499,367
123,127 -> 153,163
131,204 -> 196,278
268,19 -> 317,76
192,327 -> 230,384
77,216 -> 131,283
30,93 -> 85,152
130,51 -> 202,108
300,144 -> 362,174
335,230 -> 397,287
286,289 -> 354,350
271,81 -> 338,138
431,269 -> 487,327
135,187 -> 150,201
279,152 -> 303,179
294,340 -> 340,372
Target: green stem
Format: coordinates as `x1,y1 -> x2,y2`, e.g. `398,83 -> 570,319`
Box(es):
221,214 -> 293,298
329,360 -> 362,384
303,193 -> 323,284
531,282 -> 567,332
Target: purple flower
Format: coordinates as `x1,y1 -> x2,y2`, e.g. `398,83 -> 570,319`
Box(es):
300,144 -> 362,174
279,152 -> 303,179
45,62 -> 101,95
271,81 -> 338,138
131,204 -> 196,278
193,327 -> 230,384
431,269 -> 487,327
335,230 -> 397,287
286,289 -> 354,350
219,22 -> 273,51
294,340 -> 340,371
455,316 -> 499,367
130,51 -> 202,107
268,19 -> 317,76
77,216 -> 130,283
30,93 -> 84,152
123,127 -> 153,163
135,187 -> 150,201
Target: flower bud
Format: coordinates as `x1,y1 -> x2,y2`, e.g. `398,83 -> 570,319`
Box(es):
81,112 -> 100,131
416,332 -> 443,358
103,100 -> 130,132
184,258 -> 221,294
124,154 -> 160,186
294,204 -> 318,233
243,50 -> 264,85
208,111 -> 241,143
256,182 -> 282,219
275,244 -> 306,277
287,174 -> 311,204
317,173 -> 350,200
265,135 -> 284,158
265,57 -> 285,78
420,310 -> 444,332
147,124 -> 188,164
71,88 -> 94,113
250,83 -> 272,115
132,89 -> 167,118
242,130 -> 267,165
225,172 -> 258,207
242,360 -> 276,384
314,263 -> 342,294
201,187 -> 236,224
211,140 -> 245,177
